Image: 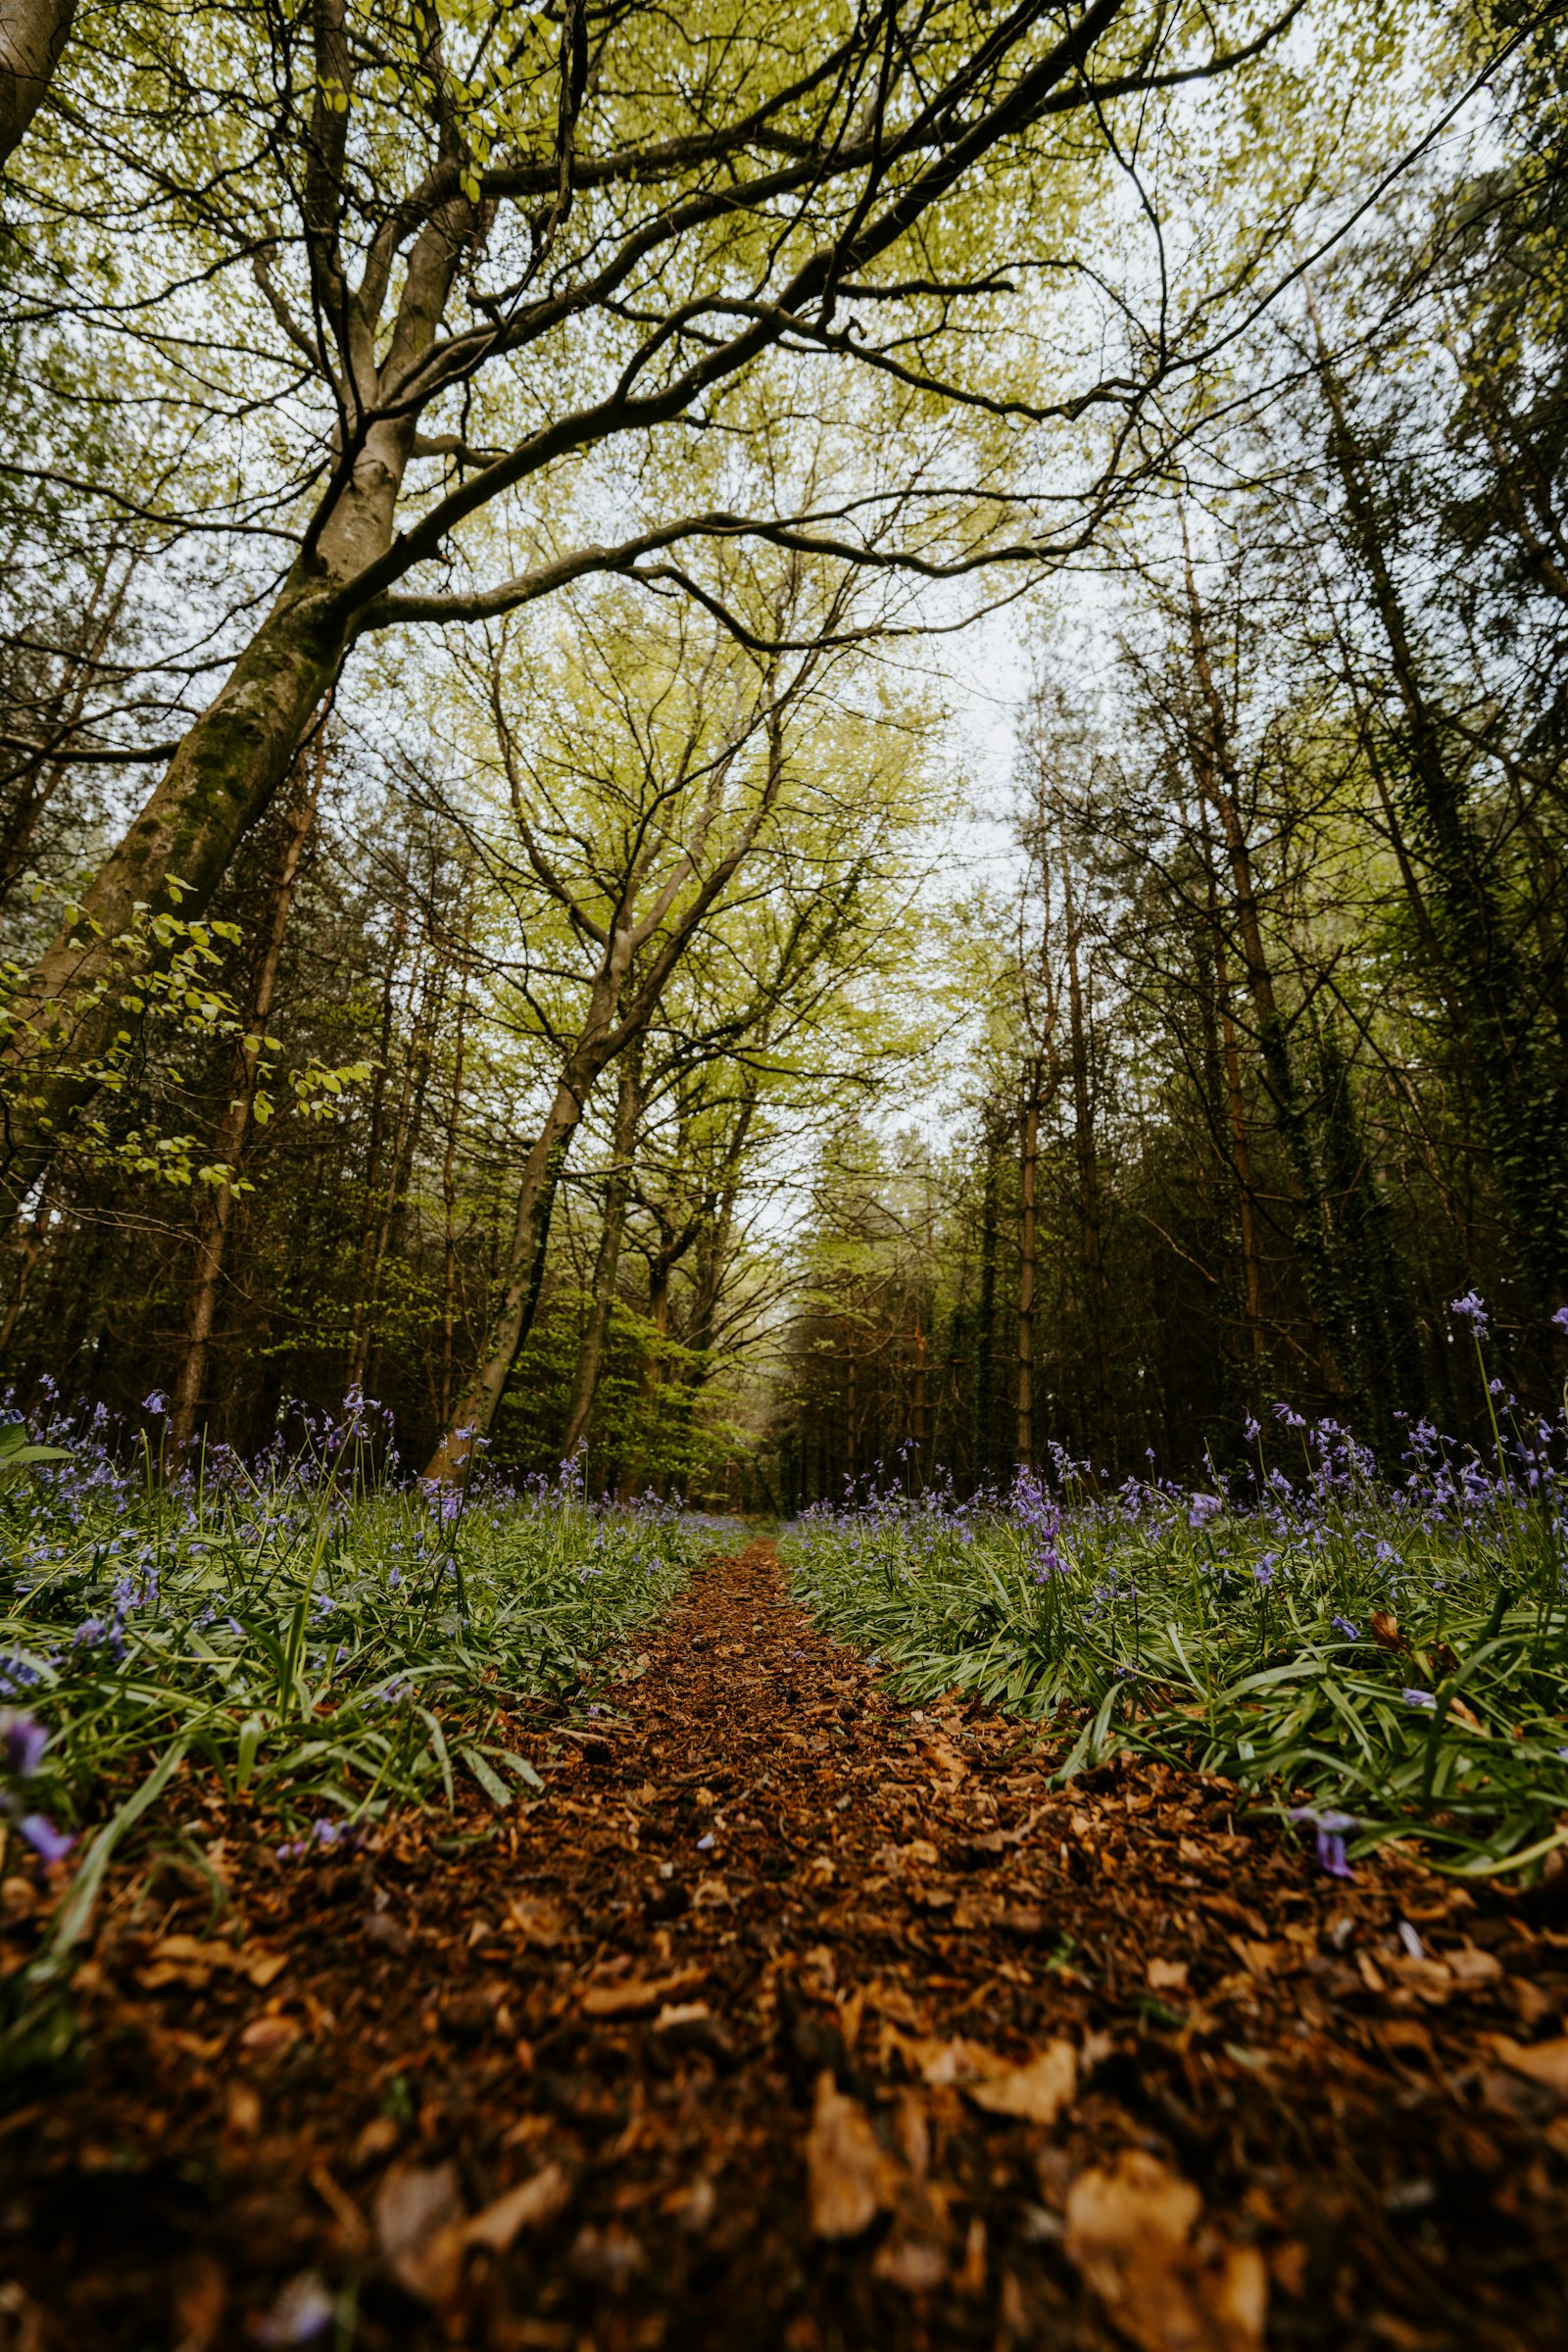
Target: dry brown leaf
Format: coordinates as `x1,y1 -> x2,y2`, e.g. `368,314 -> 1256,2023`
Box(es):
906,2034 -> 999,2087
652,2000 -> 710,2033
239,2015 -> 301,2058
873,2233 -> 948,2291
918,1735 -> 968,1781
1390,1954 -> 1454,2005
464,2164 -> 571,2253
507,1895 -> 567,1948
1148,1958 -> 1190,1993
966,2040 -> 1077,2127
806,2071 -> 896,2238
1064,2147 -> 1267,2352
1445,1943 -> 1502,1990
375,2160 -> 465,2303
580,1966 -> 706,2019
1370,1611 -> 1403,1651
1492,2034 -> 1568,2099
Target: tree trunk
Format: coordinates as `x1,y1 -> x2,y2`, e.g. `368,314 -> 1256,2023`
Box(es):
1058,822 -> 1107,1424
438,891 -> 474,1428
0,0 -> 75,167
169,728 -> 326,1447
973,1112 -> 1003,1481
0,169 -> 470,1220
562,1049 -> 643,1458
1016,1064 -> 1039,1468
1215,933 -> 1265,1375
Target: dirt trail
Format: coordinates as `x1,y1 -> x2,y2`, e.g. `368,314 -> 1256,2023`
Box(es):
3,1539 -> 1566,2349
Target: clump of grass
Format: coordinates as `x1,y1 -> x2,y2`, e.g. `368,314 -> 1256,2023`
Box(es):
786,1302 -> 1568,1881
0,1390 -> 720,1867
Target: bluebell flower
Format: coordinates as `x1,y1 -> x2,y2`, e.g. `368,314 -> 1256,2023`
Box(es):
1448,1291 -> 1489,1337
1,1711 -> 47,1778
1289,1806 -> 1355,1879
1403,1688 -> 1437,1710
1331,1614 -> 1359,1640
19,1813 -> 74,1864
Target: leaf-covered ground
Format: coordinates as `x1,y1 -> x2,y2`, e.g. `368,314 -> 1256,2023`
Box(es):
2,1537 -> 1566,2350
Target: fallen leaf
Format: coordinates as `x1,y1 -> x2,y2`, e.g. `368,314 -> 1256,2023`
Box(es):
1147,1958 -> 1190,1993
1492,2034 -> 1568,2100
375,2160 -> 464,2303
905,2034 -> 999,2087
1445,1943 -> 1502,1990
1064,2148 -> 1266,2352
965,2040 -> 1077,2127
465,2164 -> 571,2252
239,2015 -> 301,2058
806,2070 -> 896,2238
351,2115 -> 400,2169
873,2232 -> 948,2291
581,1966 -> 707,2019
918,1735 -> 968,1781
243,1950 -> 290,1988
1370,1611 -> 1402,1651
1390,1954 -> 1454,2005
507,1896 -> 567,1948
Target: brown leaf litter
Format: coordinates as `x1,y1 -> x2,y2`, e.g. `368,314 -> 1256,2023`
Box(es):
0,1536 -> 1566,2348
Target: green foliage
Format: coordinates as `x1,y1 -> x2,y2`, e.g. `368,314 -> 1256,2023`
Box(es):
0,889 -> 370,1193
0,1426 -> 720,1859
785,1406 -> 1568,1879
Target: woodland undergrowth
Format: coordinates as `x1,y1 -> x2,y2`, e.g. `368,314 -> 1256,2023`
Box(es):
0,1390 -> 721,1889
787,1305 -> 1568,1884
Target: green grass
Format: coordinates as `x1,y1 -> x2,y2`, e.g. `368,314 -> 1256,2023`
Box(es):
0,1405 -> 721,1868
784,1410 -> 1568,1880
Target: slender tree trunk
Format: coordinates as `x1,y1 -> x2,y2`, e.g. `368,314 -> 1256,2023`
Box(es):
974,1112 -> 1002,1482
912,1316 -> 928,1484
169,728 -> 326,1447
438,892 -> 474,1428
562,1049 -> 643,1457
1016,1063 -> 1039,1468
1215,933 -> 1265,1374
1058,824 -> 1107,1419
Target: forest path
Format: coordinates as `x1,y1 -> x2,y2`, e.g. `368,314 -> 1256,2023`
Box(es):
6,1538 -> 1567,2349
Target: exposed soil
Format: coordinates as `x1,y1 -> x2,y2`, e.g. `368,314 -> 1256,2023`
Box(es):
2,1537 -> 1567,2350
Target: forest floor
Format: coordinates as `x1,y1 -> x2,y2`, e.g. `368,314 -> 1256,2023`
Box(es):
3,1536 -> 1567,2351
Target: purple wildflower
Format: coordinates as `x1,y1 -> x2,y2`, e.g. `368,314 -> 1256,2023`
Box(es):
1552,1305 -> 1568,1336
1289,1807 -> 1356,1880
142,1391 -> 169,1415
1402,1688 -> 1437,1709
19,1812 -> 74,1864
1,1710 -> 47,1778
1330,1614 -> 1359,1640
1448,1291 -> 1489,1337
1188,1493 -> 1223,1531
